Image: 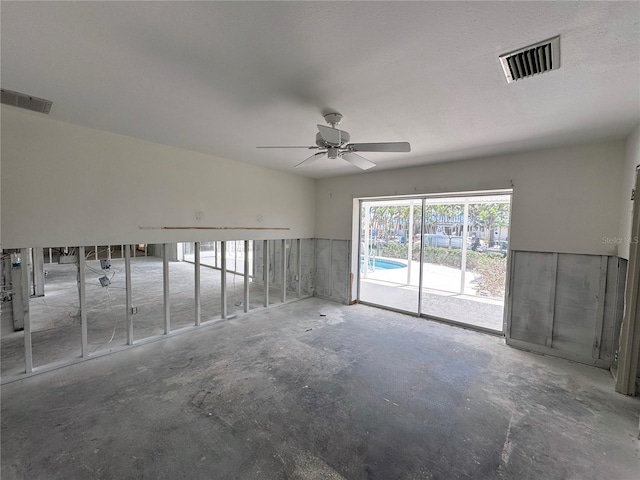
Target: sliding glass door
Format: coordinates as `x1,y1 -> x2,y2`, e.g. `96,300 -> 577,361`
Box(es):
358,193 -> 511,333
359,199 -> 421,314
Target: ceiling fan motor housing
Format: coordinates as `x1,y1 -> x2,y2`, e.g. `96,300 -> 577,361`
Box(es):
316,131 -> 350,148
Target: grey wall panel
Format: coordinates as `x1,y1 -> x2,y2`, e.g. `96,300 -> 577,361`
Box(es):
602,257 -> 626,365
330,240 -> 351,304
300,239 -> 315,296
271,241 -> 283,287
311,239 -> 351,304
509,251 -> 555,346
315,239 -> 331,298
253,241 -> 264,284
552,254 -> 602,358
507,250 -> 625,368
286,240 -> 299,293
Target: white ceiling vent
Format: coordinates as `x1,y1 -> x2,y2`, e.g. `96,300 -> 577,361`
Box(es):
1,88 -> 52,113
499,36 -> 560,83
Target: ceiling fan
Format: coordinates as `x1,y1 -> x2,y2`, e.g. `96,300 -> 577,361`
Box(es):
257,112 -> 410,170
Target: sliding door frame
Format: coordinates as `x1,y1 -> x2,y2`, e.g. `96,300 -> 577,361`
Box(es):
356,189 -> 512,335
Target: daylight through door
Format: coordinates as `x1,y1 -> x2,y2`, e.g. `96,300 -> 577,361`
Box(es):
358,193 -> 511,332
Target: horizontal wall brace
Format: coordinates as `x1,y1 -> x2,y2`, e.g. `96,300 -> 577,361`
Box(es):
139,226 -> 290,231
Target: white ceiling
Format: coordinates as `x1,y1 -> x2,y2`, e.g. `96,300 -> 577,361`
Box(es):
2,1 -> 639,178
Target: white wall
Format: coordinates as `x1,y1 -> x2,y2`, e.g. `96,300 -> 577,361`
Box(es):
316,141 -> 625,256
619,124 -> 640,260
1,107 -> 316,248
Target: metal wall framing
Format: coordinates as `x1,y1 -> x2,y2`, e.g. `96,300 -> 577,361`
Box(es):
2,239 -> 314,385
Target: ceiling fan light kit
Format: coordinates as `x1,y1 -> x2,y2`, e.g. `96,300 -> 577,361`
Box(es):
257,112 -> 411,171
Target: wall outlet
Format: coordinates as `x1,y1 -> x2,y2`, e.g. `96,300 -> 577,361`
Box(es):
131,306 -> 138,315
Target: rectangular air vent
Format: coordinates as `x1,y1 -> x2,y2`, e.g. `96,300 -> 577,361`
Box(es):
499,36 -> 560,83
1,88 -> 52,114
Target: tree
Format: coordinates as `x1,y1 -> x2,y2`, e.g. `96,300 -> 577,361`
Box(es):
468,203 -> 510,245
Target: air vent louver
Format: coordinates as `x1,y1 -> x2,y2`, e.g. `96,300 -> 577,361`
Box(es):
499,36 -> 560,83
1,89 -> 52,114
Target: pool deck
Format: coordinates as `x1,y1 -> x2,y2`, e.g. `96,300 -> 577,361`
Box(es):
359,259 -> 505,332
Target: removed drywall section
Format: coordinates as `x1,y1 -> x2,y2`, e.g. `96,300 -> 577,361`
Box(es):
314,239 -> 350,304
1,107 -> 316,248
316,141 -> 625,257
507,251 -> 625,368
619,124 -> 640,260
252,239 -> 316,298
300,239 -> 315,297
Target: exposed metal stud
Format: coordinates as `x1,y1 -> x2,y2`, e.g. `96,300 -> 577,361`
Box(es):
297,239 -> 302,298
78,246 -> 88,357
33,248 -> 45,297
264,240 -> 269,307
195,242 -> 201,326
125,245 -> 133,345
244,240 -> 249,313
281,239 -> 287,303
163,244 -> 170,334
20,248 -> 33,373
221,242 -> 227,319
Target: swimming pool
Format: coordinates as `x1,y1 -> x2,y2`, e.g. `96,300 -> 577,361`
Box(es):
362,258 -> 407,270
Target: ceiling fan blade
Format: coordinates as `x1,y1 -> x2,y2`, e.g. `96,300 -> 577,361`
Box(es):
341,152 -> 376,170
348,142 -> 411,153
257,146 -> 318,149
295,152 -> 326,168
317,125 -> 349,145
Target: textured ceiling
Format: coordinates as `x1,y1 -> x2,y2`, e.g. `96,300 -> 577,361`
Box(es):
2,1 -> 639,178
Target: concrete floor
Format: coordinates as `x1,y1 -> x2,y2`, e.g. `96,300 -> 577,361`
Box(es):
2,298 -> 639,479
1,258 -> 288,378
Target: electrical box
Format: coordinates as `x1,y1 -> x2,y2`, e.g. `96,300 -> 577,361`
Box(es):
99,276 -> 111,287
100,259 -> 111,270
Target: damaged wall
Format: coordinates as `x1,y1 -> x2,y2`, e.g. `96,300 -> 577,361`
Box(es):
314,239 -> 351,304
508,252 -> 626,367
251,238 -> 349,304
252,239 -> 316,298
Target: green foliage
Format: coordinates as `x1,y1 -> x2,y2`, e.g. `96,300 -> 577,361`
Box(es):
363,200 -> 510,299
377,244 -> 507,298
380,243 -> 409,259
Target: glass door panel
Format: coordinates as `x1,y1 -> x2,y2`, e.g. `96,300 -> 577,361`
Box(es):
419,200 -> 465,319
359,199 -> 420,314
358,193 -> 511,333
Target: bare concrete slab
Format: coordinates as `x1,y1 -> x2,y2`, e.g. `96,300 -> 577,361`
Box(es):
2,298 -> 638,479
